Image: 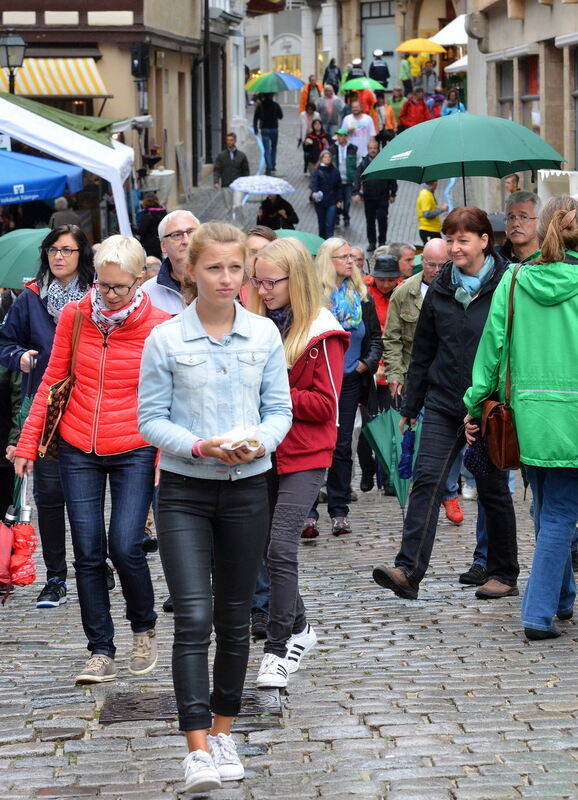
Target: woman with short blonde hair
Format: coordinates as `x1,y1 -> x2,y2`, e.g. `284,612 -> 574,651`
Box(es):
15,235 -> 170,684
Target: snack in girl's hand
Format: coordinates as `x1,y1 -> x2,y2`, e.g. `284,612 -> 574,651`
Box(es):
219,426 -> 262,452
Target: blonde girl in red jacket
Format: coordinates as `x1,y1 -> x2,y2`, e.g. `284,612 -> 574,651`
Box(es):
14,235 -> 169,685
247,237 -> 349,689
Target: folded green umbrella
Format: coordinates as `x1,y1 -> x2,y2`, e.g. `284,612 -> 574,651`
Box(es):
0,228 -> 50,289
362,408 -> 422,510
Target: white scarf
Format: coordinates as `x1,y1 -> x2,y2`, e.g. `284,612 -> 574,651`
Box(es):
40,274 -> 87,322
90,285 -> 144,335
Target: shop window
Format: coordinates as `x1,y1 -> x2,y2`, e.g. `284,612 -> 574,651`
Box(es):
521,54 -> 540,134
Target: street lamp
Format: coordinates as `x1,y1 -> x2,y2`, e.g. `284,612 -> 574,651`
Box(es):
0,28 -> 27,94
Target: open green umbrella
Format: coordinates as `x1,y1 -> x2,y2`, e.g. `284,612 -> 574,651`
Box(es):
362,408 -> 421,511
362,112 -> 564,203
0,228 -> 50,289
276,229 -> 324,256
340,77 -> 385,93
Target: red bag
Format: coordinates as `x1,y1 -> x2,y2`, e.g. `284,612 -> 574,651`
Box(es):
0,521 -> 14,586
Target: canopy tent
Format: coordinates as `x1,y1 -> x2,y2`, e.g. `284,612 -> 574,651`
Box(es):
0,93 -> 133,235
444,54 -> 468,74
429,15 -> 468,46
0,150 -> 83,205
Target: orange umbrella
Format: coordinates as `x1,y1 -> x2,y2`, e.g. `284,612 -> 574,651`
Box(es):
396,38 -> 446,54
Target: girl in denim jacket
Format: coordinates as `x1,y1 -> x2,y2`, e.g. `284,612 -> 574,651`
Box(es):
138,222 -> 292,793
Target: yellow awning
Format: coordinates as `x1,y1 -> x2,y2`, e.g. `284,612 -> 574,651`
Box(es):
0,58 -> 110,98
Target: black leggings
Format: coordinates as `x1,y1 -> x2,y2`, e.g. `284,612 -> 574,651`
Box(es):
157,470 -> 269,731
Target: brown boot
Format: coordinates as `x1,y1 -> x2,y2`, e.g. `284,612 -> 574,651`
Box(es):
372,565 -> 418,600
475,579 -> 519,599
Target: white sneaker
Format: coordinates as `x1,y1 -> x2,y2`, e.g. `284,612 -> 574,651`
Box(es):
256,653 -> 289,688
208,732 -> 245,781
461,484 -> 478,501
285,623 -> 317,674
182,749 -> 221,793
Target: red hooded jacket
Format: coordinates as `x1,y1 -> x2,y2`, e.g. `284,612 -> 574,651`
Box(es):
275,307 -> 349,475
399,98 -> 431,128
15,292 -> 169,460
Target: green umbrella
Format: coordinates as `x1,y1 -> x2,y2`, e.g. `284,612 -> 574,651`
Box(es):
0,228 -> 50,289
362,112 -> 564,203
245,71 -> 305,94
362,408 -> 421,511
340,77 -> 385,93
276,229 -> 325,256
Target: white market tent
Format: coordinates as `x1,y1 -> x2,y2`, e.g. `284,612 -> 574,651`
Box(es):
429,14 -> 468,46
444,54 -> 468,73
0,94 -> 134,235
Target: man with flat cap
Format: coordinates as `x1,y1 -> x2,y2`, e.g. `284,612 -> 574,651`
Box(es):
357,253 -> 404,493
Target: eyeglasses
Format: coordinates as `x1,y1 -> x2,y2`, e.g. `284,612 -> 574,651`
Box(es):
46,246 -> 79,258
162,228 -> 196,241
249,276 -> 289,291
95,277 -> 139,297
423,260 -> 446,269
506,214 -> 537,225
332,254 -> 355,261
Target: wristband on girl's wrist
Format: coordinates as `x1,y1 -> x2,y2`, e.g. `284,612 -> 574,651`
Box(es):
191,439 -> 206,458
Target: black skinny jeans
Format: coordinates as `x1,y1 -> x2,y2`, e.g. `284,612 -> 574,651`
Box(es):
157,470 -> 269,732
394,407 -> 519,586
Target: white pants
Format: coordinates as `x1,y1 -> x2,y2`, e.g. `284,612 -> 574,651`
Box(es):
222,188 -> 245,226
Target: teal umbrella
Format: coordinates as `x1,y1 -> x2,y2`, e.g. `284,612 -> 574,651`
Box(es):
0,228 -> 50,289
340,77 -> 385,93
362,112 -> 564,203
362,408 -> 422,511
276,229 -> 324,256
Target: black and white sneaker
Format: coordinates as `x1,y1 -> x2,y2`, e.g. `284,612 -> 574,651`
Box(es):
256,653 -> 289,688
285,624 -> 317,674
36,579 -> 67,608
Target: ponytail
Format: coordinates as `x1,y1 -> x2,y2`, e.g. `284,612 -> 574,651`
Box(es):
536,196 -> 578,264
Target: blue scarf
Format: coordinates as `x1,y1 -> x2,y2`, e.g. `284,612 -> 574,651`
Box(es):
329,279 -> 362,330
266,306 -> 292,337
451,254 -> 495,308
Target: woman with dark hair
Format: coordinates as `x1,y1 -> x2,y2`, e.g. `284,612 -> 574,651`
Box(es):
137,193 -> 167,259
441,88 -> 466,116
372,207 -> 519,601
465,196 -> 578,640
0,224 -> 94,609
303,119 -> 331,174
310,151 -> 343,239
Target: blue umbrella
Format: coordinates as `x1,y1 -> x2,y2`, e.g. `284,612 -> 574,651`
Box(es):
0,150 -> 84,205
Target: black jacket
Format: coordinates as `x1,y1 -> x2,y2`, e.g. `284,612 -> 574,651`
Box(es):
137,207 -> 166,259
354,155 -> 397,200
369,59 -> 390,87
358,295 -> 384,406
253,98 -> 283,131
257,196 -> 299,230
401,255 -> 509,420
310,165 -> 343,207
213,148 -> 250,188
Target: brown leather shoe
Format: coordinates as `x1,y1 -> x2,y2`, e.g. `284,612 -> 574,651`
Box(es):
475,579 -> 519,599
372,565 -> 418,600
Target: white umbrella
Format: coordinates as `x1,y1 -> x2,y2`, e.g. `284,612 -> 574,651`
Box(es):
429,14 -> 468,46
228,175 -> 295,195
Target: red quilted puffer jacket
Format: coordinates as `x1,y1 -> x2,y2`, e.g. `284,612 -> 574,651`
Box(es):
15,293 -> 170,460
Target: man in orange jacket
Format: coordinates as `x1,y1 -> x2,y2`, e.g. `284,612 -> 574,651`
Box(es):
299,75 -> 324,112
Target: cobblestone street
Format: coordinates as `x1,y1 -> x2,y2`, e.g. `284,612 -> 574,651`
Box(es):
2,479 -> 578,799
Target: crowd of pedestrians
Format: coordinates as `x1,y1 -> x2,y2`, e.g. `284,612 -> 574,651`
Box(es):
1,54 -> 577,798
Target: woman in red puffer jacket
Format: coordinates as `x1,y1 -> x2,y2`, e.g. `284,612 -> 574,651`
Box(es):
15,235 -> 169,686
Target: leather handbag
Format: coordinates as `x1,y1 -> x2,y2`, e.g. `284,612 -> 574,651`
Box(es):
480,263 -> 522,470
38,308 -> 83,459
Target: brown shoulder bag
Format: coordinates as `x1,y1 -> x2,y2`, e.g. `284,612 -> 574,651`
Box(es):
38,308 -> 83,459
480,263 -> 521,471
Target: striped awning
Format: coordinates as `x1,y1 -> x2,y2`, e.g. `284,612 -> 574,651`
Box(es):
0,58 -> 110,98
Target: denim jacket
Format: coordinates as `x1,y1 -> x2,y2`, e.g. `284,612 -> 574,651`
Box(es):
138,300 -> 292,480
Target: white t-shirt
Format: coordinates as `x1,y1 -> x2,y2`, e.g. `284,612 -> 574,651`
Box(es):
342,113 -> 376,158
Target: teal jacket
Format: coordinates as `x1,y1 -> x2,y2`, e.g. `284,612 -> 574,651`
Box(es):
464,253 -> 578,467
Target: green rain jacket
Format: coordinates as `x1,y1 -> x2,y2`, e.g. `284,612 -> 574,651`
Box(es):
464,252 -> 578,467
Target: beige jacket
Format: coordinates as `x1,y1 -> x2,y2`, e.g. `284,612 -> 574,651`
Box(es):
382,271 -> 424,386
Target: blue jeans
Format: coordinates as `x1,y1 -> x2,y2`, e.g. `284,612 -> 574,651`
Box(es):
472,500 -> 488,567
33,456 -> 67,580
252,562 -> 270,614
261,129 -> 279,171
522,466 -> 578,631
315,204 -> 338,239
339,184 -> 353,224
441,450 -> 463,501
58,442 -> 157,657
